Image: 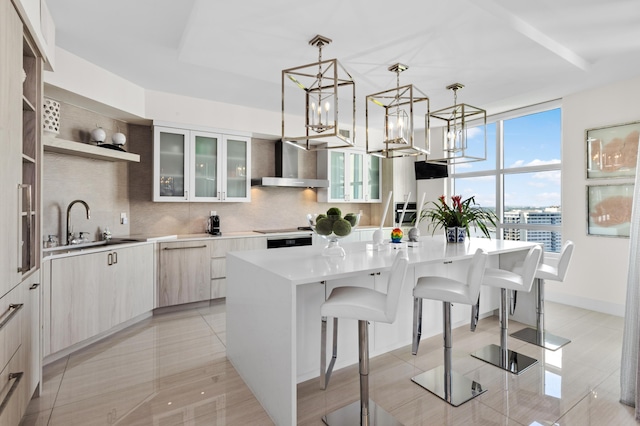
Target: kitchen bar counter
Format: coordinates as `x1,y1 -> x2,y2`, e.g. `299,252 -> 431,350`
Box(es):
226,237 -> 537,425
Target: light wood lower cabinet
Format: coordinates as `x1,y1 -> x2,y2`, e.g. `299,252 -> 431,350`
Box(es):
158,241 -> 212,307
48,244 -> 154,355
23,272 -> 41,402
0,275 -> 38,425
210,237 -> 266,299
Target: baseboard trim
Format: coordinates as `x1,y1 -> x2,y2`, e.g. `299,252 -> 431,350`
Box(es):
545,290 -> 625,317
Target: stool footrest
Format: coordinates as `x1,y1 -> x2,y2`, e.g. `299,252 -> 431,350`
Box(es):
322,400 -> 402,425
411,366 -> 486,407
510,327 -> 571,351
471,344 -> 538,375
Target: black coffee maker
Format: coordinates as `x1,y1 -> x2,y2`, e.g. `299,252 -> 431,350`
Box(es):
207,211 -> 221,236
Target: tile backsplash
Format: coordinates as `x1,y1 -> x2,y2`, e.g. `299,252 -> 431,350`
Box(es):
42,100 -> 372,242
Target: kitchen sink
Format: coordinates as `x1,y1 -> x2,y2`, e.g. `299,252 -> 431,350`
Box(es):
43,237 -> 145,256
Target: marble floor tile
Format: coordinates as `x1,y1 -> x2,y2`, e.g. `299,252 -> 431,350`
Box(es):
21,301 -> 633,426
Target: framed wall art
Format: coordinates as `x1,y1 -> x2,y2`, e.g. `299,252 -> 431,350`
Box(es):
587,183 -> 634,237
586,121 -> 640,179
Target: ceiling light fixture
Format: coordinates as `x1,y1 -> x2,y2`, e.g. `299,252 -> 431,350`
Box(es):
366,63 -> 430,158
426,83 -> 487,164
282,35 -> 356,151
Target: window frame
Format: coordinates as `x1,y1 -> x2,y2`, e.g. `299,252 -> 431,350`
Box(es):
450,100 -> 562,252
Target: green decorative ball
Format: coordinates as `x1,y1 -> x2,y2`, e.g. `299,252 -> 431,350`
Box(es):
315,218 -> 333,235
332,218 -> 352,236
326,207 -> 342,217
344,213 -> 357,226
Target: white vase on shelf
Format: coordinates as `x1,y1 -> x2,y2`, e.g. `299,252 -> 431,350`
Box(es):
43,98 -> 60,135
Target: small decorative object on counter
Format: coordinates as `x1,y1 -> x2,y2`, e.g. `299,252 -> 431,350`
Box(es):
44,235 -> 59,248
408,227 -> 420,242
391,227 -> 403,243
308,207 -> 360,257
43,98 -> 61,134
408,192 -> 426,244
102,226 -> 112,241
90,126 -> 107,144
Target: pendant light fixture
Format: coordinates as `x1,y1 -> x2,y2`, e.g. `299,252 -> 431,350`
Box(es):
366,63 -> 430,158
426,83 -> 487,164
282,35 -> 356,151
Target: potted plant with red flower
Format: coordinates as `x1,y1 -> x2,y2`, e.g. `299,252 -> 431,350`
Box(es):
420,195 -> 497,242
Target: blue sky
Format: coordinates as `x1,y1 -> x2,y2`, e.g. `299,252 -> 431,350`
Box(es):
452,108 -> 562,209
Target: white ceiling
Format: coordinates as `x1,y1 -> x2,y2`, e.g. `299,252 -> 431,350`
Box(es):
47,0 -> 640,118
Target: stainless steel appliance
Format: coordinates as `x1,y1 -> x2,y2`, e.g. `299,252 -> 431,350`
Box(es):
207,211 -> 221,235
395,202 -> 417,226
251,141 -> 330,188
253,227 -> 313,248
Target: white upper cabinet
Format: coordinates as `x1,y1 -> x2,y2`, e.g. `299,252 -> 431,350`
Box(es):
317,149 -> 381,203
153,125 -> 251,202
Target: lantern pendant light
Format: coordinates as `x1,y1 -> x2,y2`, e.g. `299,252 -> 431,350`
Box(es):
426,83 -> 487,165
282,35 -> 356,151
366,63 -> 430,158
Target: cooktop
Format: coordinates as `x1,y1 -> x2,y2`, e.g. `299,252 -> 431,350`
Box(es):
253,227 -> 312,234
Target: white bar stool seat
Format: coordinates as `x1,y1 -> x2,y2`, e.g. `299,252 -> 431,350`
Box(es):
320,250 -> 409,426
411,248 -> 488,406
511,240 -> 575,350
470,245 -> 542,375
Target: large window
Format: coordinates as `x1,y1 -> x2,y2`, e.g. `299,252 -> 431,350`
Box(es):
452,102 -> 562,252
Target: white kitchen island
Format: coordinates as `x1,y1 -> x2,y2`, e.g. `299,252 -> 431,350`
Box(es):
226,237 -> 537,425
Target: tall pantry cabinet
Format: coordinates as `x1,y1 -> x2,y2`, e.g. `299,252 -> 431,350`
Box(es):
0,0 -> 44,422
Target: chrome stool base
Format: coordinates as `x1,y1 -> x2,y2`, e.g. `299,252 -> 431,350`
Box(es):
471,344 -> 537,375
322,400 -> 402,426
510,327 -> 571,351
411,366 -> 486,407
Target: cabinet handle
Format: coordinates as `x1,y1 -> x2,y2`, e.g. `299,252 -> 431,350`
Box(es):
18,184 -> 32,272
29,283 -> 40,290
163,245 -> 207,251
112,251 -> 118,264
0,371 -> 23,415
107,253 -> 113,266
0,304 -> 24,332
443,260 -> 453,264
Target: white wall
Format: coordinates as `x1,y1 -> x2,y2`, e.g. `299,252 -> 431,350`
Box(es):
550,75 -> 640,316
45,45 -> 640,316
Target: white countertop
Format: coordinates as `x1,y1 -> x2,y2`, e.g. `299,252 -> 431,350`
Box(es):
228,236 -> 535,285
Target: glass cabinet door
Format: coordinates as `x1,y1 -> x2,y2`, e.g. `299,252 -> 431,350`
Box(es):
223,135 -> 250,201
329,151 -> 345,201
154,127 -> 189,201
349,152 -> 364,201
367,155 -> 381,201
191,132 -> 220,201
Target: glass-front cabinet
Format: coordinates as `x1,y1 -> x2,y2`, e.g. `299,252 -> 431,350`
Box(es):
153,125 -> 250,202
318,149 -> 381,203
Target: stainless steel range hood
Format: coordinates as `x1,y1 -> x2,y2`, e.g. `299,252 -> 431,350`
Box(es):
251,141 -> 330,188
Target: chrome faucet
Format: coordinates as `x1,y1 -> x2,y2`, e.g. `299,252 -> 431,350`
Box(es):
66,200 -> 91,245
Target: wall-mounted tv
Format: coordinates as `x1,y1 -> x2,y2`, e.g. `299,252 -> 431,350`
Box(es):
414,161 -> 448,180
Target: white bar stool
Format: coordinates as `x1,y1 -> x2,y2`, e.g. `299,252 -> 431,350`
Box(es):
319,250 -> 409,426
411,248 -> 488,406
471,245 -> 542,375
511,240 -> 575,350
